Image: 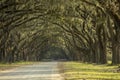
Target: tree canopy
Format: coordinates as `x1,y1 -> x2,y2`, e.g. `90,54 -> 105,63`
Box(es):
0,0 -> 120,64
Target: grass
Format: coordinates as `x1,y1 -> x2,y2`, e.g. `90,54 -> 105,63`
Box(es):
0,61 -> 34,71
62,62 -> 120,80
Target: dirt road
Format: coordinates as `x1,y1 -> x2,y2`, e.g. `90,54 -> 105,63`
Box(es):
0,62 -> 64,80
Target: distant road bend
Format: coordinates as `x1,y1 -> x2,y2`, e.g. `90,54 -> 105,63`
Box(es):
0,62 -> 64,80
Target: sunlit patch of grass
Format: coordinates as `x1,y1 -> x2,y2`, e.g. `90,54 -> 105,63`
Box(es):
0,61 -> 34,71
13,61 -> 35,65
63,62 -> 120,80
0,61 -> 34,66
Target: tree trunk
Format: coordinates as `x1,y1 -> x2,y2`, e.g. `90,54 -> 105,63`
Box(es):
112,31 -> 120,64
111,16 -> 120,64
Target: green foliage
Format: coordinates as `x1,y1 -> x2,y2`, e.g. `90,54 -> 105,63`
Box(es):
0,0 -> 120,64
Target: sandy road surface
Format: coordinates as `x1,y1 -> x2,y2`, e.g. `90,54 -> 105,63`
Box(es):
0,62 -> 64,80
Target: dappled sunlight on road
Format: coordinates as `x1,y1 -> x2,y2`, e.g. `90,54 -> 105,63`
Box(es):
0,74 -> 63,80
0,62 -> 64,80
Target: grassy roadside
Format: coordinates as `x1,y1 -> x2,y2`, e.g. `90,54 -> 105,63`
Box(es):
0,61 -> 34,71
62,62 -> 120,80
